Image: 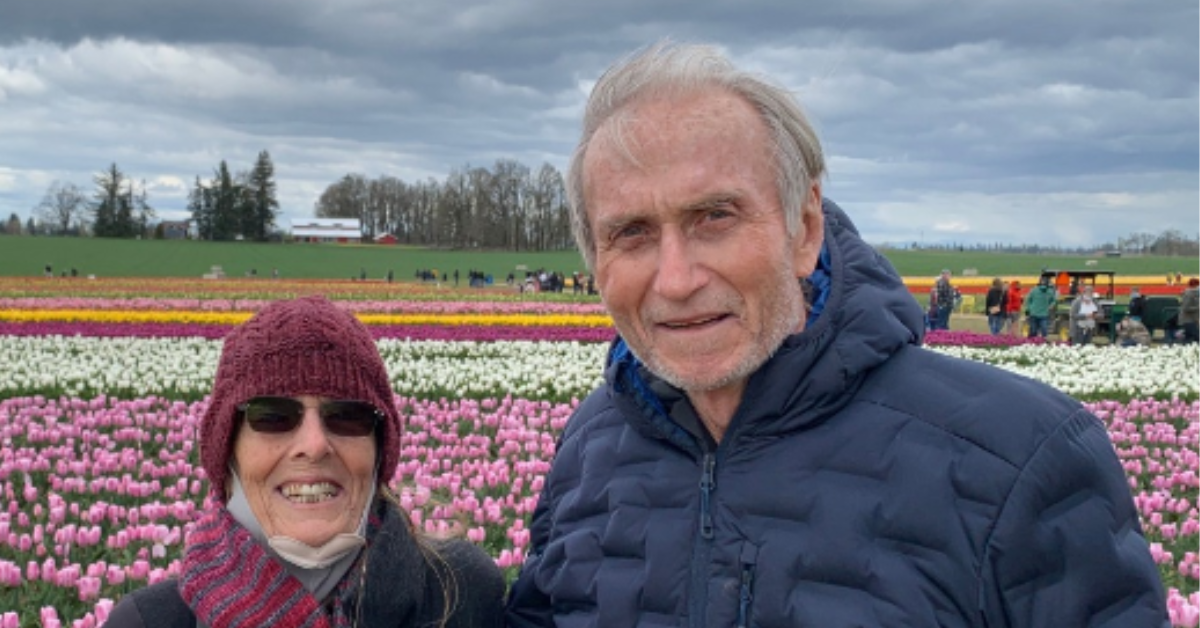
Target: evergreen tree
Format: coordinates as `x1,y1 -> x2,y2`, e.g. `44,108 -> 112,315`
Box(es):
212,161 -> 240,240
115,187 -> 135,238
189,176 -> 214,240
91,163 -> 132,238
245,150 -> 279,241
4,213 -> 21,235
131,180 -> 155,238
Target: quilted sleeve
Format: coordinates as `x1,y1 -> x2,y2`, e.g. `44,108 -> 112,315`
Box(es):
981,409 -> 1169,627
504,480 -> 555,627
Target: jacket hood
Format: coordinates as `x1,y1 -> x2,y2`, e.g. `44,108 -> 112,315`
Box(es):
604,198 -> 925,446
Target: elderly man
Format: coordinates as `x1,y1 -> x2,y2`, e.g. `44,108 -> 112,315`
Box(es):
505,41 -> 1166,627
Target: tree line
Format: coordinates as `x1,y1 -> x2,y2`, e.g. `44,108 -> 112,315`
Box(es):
893,229 -> 1199,258
5,152 -> 1194,257
7,150 -> 280,241
314,159 -> 574,251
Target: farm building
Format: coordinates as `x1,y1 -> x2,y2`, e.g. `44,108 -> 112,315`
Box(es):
159,220 -> 190,240
290,218 -> 363,244
374,232 -> 398,245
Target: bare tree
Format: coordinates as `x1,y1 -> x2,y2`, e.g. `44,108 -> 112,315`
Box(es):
35,181 -> 87,235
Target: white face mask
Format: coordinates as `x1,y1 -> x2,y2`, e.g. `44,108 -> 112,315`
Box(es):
227,468 -> 375,597
268,527 -> 367,570
267,479 -> 375,569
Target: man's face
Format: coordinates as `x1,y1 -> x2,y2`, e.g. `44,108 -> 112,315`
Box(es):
582,89 -> 822,394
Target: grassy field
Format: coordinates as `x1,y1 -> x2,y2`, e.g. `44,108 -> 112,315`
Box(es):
0,236 -> 589,283
0,234 -> 1194,281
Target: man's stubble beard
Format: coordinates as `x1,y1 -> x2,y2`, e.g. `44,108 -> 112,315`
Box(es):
635,266 -> 807,393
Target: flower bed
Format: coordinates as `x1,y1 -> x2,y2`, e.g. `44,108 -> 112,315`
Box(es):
0,293 -> 1196,626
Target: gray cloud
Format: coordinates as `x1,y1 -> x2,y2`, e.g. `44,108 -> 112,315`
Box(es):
0,0 -> 1194,246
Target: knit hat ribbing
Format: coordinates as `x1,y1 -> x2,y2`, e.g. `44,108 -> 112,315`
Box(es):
200,295 -> 400,501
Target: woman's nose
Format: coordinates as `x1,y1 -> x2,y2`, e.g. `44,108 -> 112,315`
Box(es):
291,409 -> 332,458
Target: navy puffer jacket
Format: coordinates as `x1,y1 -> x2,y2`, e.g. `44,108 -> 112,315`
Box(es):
506,200 -> 1167,627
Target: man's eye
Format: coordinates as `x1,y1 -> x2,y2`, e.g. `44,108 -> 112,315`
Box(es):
612,224 -> 648,241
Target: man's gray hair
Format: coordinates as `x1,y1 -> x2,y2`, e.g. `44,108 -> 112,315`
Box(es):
566,40 -> 827,270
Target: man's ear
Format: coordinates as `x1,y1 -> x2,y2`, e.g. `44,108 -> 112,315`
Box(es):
791,181 -> 824,276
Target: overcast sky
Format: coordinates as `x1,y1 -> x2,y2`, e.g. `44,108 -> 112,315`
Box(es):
1,0 -> 1196,247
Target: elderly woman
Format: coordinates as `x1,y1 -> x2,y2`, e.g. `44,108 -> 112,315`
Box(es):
1069,285 -> 1100,346
107,296 -> 504,627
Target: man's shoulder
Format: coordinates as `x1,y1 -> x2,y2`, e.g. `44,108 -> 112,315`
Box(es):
108,580 -> 193,628
861,347 -> 1084,467
429,538 -> 505,596
561,384 -> 622,441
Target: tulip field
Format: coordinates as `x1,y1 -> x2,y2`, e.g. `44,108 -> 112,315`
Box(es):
0,276 -> 1197,627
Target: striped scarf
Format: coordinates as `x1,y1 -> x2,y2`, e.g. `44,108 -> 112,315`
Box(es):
179,506 -> 367,628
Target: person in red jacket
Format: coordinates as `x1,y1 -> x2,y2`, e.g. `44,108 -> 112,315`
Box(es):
1005,279 -> 1024,337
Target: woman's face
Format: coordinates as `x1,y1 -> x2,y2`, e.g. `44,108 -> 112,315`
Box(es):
232,395 -> 377,546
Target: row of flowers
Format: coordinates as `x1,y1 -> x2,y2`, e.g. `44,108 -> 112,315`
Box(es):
2,335 -> 1195,404
0,336 -> 609,404
0,322 -> 618,344
0,320 -> 1054,349
0,310 -> 614,330
1,392 -> 1196,627
5,274 -> 1186,299
0,297 -> 609,316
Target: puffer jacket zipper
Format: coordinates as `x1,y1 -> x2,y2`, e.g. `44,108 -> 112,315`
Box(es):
699,453 -> 716,539
689,451 -> 717,627
737,541 -> 759,628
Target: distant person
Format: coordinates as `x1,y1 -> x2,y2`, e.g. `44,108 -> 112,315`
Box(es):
1127,286 -> 1146,320
1055,271 -> 1071,301
386,269 -> 394,283
1025,276 -> 1058,339
44,264 -> 52,278
70,267 -> 78,278
1179,278 -> 1199,344
984,277 -> 1007,336
931,269 -> 955,330
1069,285 -> 1099,345
1004,279 -> 1024,336
1116,316 -> 1152,347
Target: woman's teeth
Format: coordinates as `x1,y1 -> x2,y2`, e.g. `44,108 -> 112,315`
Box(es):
281,482 -> 339,503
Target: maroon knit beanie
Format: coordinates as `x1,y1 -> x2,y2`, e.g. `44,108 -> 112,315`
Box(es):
200,295 -> 400,501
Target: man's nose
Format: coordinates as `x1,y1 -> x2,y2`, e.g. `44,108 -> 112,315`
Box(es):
652,230 -> 707,300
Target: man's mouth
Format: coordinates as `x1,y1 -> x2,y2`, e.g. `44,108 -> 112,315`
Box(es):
662,314 -> 727,329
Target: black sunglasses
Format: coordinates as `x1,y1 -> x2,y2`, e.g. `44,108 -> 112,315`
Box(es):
236,396 -> 382,438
